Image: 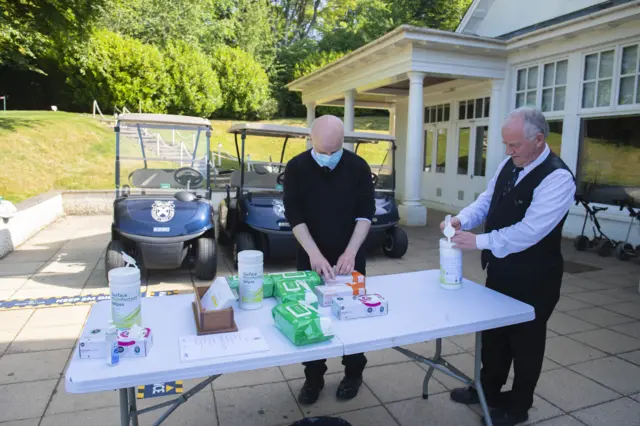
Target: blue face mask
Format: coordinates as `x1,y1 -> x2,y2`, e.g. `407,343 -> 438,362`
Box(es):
311,148 -> 343,170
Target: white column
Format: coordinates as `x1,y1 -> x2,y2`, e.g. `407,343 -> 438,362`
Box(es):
388,106 -> 396,136
344,89 -> 356,151
305,101 -> 316,150
486,79 -> 507,178
399,72 -> 427,226
559,52 -> 582,175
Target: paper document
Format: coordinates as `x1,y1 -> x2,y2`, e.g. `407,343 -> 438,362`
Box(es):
179,328 -> 269,362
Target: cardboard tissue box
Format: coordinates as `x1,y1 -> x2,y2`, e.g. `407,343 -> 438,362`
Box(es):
324,271 -> 366,296
78,326 -> 153,359
331,294 -> 388,320
313,284 -> 354,307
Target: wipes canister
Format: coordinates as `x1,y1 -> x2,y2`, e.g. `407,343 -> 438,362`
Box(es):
238,250 -> 264,310
108,254 -> 142,328
439,238 -> 462,290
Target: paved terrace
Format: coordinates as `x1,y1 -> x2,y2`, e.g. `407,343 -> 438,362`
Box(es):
0,211 -> 639,426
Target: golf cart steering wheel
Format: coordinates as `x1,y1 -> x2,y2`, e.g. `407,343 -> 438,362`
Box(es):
174,167 -> 204,188
277,172 -> 285,185
371,173 -> 379,185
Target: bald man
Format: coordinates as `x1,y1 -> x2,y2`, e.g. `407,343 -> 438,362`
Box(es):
283,115 -> 375,404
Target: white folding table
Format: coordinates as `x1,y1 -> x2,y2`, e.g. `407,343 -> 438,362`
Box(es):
65,270 -> 535,426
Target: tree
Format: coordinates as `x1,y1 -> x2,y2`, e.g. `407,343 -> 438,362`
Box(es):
164,42 -> 223,117
212,45 -> 277,120
0,0 -> 106,72
64,30 -> 172,113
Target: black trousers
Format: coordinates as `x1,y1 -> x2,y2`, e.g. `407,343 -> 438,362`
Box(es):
296,245 -> 368,386
480,262 -> 562,412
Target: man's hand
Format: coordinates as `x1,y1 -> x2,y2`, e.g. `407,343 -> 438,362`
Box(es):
440,216 -> 462,232
310,252 -> 335,280
336,249 -> 356,275
451,230 -> 478,250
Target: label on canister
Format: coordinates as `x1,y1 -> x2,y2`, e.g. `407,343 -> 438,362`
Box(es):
439,238 -> 463,288
240,271 -> 264,303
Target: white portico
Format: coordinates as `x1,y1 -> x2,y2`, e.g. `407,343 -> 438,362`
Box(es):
288,1 -> 640,248
287,26 -> 508,226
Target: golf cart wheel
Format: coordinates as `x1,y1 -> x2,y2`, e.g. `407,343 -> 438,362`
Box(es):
383,226 -> 409,258
615,242 -> 634,261
105,240 -> 126,279
596,240 -> 613,257
574,236 -> 590,251
195,237 -> 217,280
234,232 -> 258,268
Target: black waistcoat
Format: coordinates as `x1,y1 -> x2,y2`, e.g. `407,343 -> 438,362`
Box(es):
481,152 -> 574,275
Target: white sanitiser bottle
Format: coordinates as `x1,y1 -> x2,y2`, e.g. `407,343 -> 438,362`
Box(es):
105,321 -> 120,366
237,250 -> 264,310
440,215 -> 463,290
108,252 -> 142,328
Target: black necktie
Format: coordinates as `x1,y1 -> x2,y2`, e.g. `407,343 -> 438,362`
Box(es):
501,166 -> 523,199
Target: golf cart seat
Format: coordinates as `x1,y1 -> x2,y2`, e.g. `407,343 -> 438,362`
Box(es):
230,170 -> 279,189
129,168 -> 203,189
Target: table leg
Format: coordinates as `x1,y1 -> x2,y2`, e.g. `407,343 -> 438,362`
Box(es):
422,338 -> 442,399
128,387 -> 139,426
119,389 -> 130,426
474,332 -> 493,426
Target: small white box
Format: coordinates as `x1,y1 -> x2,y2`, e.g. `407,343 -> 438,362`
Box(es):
78,327 -> 153,359
331,294 -> 388,320
314,285 -> 354,307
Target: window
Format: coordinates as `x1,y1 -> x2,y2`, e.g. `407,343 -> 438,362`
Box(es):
619,44 -> 640,105
459,97 -> 490,120
425,104 -> 450,123
548,121 -> 563,157
474,126 -> 488,177
516,66 -> 538,108
578,115 -> 640,188
516,60 -> 568,111
542,60 -> 568,112
458,127 -> 470,175
582,50 -> 615,108
435,129 -> 448,174
424,130 -> 434,172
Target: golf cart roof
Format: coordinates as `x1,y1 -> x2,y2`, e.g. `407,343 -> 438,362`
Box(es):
227,123 -> 395,143
118,113 -> 211,127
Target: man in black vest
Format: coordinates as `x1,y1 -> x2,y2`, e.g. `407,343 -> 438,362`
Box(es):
444,107 -> 576,426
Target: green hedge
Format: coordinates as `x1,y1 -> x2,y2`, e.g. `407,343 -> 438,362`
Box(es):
212,45 -> 277,120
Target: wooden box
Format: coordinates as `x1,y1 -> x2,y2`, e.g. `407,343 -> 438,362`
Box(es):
191,284 -> 238,335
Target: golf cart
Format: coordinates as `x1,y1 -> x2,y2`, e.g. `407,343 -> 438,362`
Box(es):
216,123 -> 408,267
105,113 -> 217,280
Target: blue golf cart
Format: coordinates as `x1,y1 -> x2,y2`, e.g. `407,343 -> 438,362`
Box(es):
216,123 -> 408,268
105,113 -> 217,280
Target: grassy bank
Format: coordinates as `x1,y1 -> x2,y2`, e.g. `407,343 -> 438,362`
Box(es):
0,112 -> 391,203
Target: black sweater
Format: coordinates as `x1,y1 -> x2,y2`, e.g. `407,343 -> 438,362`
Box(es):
282,149 -> 375,262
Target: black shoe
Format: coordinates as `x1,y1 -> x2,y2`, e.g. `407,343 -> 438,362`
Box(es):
336,376 -> 362,401
482,408 -> 528,426
450,386 -> 504,408
298,380 -> 324,405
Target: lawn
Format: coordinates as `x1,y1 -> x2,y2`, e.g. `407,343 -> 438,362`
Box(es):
0,111 -> 391,203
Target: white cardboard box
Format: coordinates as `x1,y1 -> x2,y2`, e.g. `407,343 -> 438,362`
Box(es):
314,285 -> 354,307
331,294 -> 388,320
78,327 -> 153,359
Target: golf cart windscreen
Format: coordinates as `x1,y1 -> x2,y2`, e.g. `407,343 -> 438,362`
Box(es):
118,123 -> 210,195
355,140 -> 393,192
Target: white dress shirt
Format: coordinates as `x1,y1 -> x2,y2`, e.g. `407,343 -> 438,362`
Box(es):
456,145 -> 576,259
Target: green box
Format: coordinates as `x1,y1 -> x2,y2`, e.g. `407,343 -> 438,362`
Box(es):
272,301 -> 333,346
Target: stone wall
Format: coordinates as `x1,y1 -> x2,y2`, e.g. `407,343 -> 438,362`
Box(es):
0,192 -> 65,258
